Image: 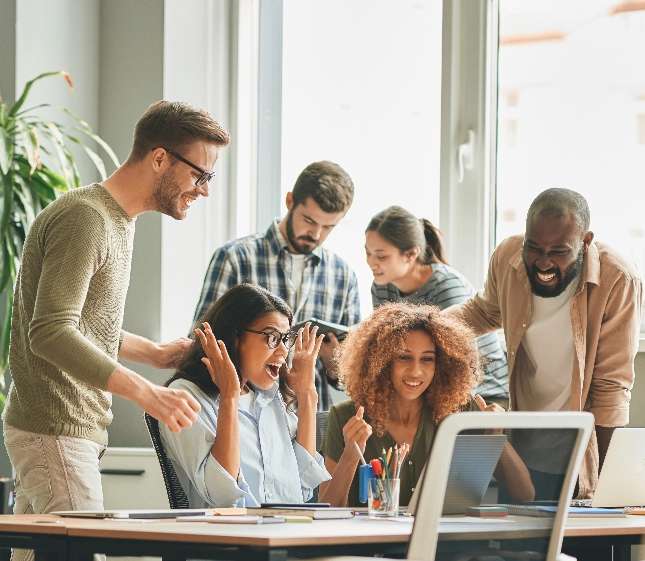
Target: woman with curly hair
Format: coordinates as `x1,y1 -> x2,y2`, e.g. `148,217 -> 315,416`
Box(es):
365,205 -> 509,409
318,302 -> 529,508
160,284 -> 330,507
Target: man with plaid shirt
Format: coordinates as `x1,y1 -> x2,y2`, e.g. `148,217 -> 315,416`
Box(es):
193,161 -> 360,410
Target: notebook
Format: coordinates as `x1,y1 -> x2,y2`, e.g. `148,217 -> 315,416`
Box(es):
52,508 -> 232,519
495,504 -> 626,518
246,506 -> 354,519
572,428 -> 645,508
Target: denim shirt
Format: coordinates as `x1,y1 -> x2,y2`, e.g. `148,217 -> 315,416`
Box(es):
160,378 -> 331,508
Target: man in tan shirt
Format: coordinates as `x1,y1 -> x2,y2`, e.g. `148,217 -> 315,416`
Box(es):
446,188 -> 642,497
4,102 -> 229,543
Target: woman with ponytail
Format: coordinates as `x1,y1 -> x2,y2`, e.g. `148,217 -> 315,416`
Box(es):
365,206 -> 509,409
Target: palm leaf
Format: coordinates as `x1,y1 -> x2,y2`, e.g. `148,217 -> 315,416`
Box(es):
65,134 -> 107,180
9,71 -> 73,118
0,290 -> 12,379
0,171 -> 12,240
0,128 -> 13,175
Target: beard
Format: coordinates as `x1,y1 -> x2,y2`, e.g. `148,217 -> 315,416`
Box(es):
285,209 -> 320,254
147,167 -> 184,220
523,249 -> 585,298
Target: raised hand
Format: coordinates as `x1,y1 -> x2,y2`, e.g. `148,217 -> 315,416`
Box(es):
286,322 -> 324,396
475,394 -> 504,435
475,394 -> 505,413
195,322 -> 241,399
342,406 -> 373,461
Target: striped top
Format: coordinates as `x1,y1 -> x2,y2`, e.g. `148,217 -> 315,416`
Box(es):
194,219 -> 361,410
371,263 -> 508,400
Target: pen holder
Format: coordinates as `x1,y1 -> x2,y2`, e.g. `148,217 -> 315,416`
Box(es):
359,464 -> 375,504
368,478 -> 400,517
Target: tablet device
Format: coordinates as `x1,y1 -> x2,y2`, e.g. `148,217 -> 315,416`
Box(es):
293,318 -> 349,342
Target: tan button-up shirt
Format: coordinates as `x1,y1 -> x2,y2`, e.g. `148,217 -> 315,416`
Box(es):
446,235 -> 643,496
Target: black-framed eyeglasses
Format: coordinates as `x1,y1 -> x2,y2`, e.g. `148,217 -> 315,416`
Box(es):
245,329 -> 298,349
152,147 -> 216,187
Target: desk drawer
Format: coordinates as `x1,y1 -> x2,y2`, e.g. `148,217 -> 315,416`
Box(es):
100,447 -> 168,509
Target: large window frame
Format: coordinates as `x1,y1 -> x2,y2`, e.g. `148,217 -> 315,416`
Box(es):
227,0 -> 645,348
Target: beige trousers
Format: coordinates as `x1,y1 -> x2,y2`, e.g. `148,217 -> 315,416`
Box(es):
4,425 -> 106,561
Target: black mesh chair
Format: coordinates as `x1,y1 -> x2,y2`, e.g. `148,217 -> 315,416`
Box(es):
144,413 -> 190,509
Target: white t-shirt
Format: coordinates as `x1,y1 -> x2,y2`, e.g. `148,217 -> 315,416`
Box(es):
238,388 -> 256,417
513,275 -> 581,474
515,274 -> 580,414
290,254 -> 307,304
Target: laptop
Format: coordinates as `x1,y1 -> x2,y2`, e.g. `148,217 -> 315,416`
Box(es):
407,434 -> 507,515
572,428 -> 645,508
52,508 -> 214,519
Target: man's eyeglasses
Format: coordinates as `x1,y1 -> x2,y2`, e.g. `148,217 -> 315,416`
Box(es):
152,147 -> 216,187
245,329 -> 298,349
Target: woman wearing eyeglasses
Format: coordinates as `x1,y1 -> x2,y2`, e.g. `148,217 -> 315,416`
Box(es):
160,283 -> 330,507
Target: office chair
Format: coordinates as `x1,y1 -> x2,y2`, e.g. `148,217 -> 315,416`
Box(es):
144,412 -> 191,509
307,411 -> 593,561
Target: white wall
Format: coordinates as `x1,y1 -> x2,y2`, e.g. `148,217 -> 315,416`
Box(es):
161,0 -> 234,341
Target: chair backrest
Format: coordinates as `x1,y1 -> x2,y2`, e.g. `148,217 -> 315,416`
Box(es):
407,411 -> 594,561
143,413 -> 191,509
316,410 -> 330,453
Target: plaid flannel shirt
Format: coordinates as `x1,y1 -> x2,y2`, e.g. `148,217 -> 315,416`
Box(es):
194,219 -> 361,410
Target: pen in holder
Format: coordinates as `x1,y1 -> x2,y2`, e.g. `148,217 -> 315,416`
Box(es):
367,477 -> 400,517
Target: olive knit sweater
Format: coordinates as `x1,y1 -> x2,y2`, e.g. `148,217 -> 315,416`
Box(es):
3,184 -> 135,445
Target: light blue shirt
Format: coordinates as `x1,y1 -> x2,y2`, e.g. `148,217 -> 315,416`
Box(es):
160,378 -> 331,508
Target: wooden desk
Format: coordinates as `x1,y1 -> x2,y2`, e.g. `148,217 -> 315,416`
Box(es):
0,514 -> 642,561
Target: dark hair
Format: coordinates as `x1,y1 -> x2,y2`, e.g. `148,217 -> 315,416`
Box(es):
366,205 -> 449,265
291,161 -> 354,213
527,188 -> 590,233
166,284 -> 295,405
128,101 -> 230,162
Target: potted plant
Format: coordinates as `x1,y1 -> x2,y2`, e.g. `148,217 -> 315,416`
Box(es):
0,71 -> 119,408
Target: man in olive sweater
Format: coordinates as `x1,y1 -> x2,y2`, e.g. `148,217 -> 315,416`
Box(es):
3,101 -> 229,534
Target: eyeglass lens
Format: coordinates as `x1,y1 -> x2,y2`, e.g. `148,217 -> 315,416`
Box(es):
196,172 -> 214,187
266,331 -> 297,349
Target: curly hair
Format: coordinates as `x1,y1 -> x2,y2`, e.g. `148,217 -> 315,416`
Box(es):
338,302 -> 482,436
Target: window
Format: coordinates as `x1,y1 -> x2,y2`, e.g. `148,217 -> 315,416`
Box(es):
496,0 -> 645,270
496,0 -> 645,331
281,0 -> 443,317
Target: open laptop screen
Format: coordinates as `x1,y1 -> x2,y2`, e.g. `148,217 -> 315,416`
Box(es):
433,426 -> 581,561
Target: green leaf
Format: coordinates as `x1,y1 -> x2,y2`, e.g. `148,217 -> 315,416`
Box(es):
14,175 -> 36,230
15,121 -> 40,174
65,134 -> 107,180
14,103 -> 53,117
60,144 -> 81,187
0,171 -> 12,241
0,289 -> 12,378
0,128 -> 14,175
9,71 -> 72,118
0,231 -> 11,296
73,127 -> 120,170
